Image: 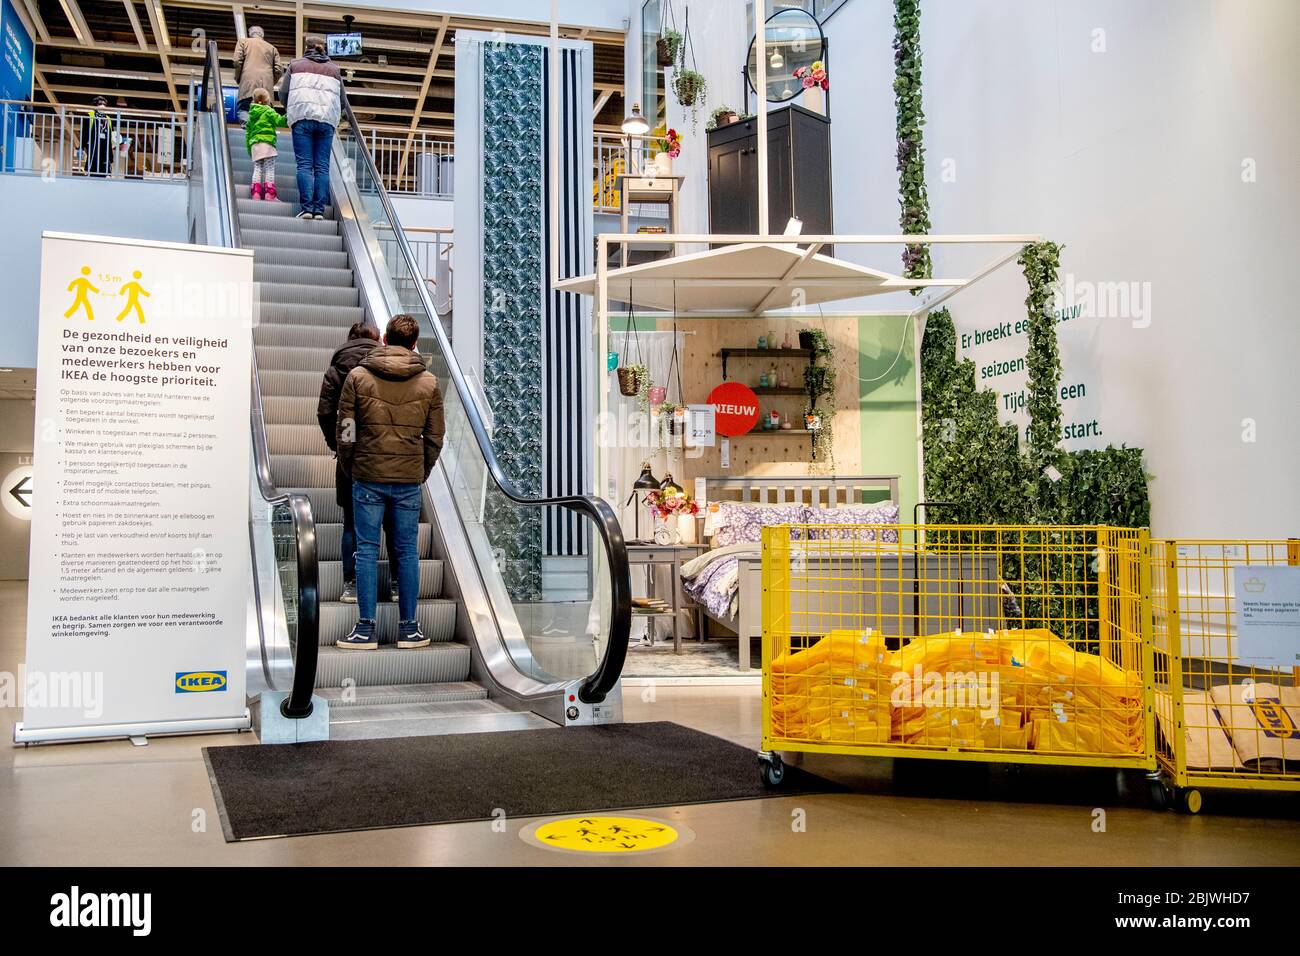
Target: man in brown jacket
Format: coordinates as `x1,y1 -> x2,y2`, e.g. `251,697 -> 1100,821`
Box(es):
335,314 -> 445,650
233,26 -> 284,121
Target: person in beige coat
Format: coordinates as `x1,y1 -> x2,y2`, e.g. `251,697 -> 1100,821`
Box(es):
233,26 -> 284,121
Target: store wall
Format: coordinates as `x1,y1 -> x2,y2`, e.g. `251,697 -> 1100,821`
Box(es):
0,176 -> 188,368
661,0 -> 748,244
0,398 -> 35,580
823,0 -> 1300,537
390,195 -> 453,232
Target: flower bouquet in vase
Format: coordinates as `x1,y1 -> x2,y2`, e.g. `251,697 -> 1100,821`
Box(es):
649,124 -> 682,176
793,60 -> 829,115
645,485 -> 701,544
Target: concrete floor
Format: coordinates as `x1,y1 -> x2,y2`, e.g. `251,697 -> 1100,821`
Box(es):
2,580 -> 1298,866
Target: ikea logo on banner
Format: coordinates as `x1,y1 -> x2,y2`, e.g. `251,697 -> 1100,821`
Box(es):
175,671 -> 228,693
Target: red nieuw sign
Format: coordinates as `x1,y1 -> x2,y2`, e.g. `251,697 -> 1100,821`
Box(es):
707,381 -> 760,436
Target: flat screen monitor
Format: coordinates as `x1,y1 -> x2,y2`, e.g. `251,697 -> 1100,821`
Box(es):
326,33 -> 362,58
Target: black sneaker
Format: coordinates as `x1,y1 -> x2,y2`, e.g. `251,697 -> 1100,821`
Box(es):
340,580 -> 358,604
397,620 -> 429,649
337,619 -> 377,650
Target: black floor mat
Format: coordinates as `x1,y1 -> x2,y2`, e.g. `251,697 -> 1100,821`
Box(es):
203,721 -> 842,841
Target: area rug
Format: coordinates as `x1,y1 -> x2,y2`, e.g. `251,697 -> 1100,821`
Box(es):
203,720 -> 842,841
622,637 -> 760,678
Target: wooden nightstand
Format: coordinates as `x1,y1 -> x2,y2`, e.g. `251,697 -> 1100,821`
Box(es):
626,541 -> 710,653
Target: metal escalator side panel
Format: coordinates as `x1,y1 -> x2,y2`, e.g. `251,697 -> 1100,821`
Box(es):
326,115 -> 629,721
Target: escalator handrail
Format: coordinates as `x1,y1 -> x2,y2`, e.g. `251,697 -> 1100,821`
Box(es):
339,92 -> 630,705
200,40 -> 319,719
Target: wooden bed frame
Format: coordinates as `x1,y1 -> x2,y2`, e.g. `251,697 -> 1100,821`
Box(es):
697,475 -> 902,670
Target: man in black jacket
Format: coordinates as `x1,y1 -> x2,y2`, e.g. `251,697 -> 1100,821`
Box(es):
318,322 -> 398,603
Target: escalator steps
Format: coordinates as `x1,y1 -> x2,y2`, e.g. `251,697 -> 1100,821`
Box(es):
242,133 -> 468,709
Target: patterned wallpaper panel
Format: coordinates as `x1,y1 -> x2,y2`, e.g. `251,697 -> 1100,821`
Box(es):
481,43 -> 544,600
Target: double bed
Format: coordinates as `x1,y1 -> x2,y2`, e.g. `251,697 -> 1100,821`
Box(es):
680,475 -> 902,670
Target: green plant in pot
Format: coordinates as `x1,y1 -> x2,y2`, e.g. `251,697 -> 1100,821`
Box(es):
706,104 -> 739,131
802,327 -> 834,360
672,69 -> 707,128
618,362 -> 650,409
658,400 -> 684,437
657,28 -> 682,66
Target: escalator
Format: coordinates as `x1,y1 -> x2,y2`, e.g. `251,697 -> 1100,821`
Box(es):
191,42 -> 629,739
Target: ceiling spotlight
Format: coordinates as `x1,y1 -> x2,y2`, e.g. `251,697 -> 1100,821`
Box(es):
769,49 -> 784,70
621,102 -> 649,136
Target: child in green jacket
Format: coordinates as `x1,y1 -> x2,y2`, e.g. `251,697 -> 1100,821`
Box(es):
245,88 -> 287,201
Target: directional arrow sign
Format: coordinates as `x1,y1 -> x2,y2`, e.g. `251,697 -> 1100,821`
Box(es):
10,475 -> 31,507
1,465 -> 33,522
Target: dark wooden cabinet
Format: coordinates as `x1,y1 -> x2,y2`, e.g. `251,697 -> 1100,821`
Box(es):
707,105 -> 832,252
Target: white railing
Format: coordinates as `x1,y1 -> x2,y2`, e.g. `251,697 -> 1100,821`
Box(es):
593,133 -> 663,216
360,126 -> 454,198
376,224 -> 453,316
0,100 -> 189,180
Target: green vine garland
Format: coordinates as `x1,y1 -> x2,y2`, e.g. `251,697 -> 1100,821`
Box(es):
801,328 -> 837,467
1019,241 -> 1064,471
893,0 -> 932,282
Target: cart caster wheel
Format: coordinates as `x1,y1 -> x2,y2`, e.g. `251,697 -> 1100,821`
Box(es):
1179,788 -> 1203,815
1147,777 -> 1172,810
1114,769 -> 1131,800
759,753 -> 787,788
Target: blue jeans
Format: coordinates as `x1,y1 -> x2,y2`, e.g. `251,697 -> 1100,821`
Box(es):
291,119 -> 334,214
340,477 -> 397,584
352,479 -> 422,623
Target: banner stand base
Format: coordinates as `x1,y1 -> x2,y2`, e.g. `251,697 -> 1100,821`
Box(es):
13,711 -> 251,746
253,693 -> 330,744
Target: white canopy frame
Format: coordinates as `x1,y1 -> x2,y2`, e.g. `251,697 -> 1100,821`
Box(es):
569,231 -> 1043,505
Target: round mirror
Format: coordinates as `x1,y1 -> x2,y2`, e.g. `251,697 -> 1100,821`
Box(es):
745,8 -> 825,104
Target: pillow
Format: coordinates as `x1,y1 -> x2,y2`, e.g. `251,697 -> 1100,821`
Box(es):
702,500 -> 800,537
711,502 -> 811,547
803,504 -> 901,542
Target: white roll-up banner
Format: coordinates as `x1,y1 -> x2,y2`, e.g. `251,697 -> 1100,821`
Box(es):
16,233 -> 255,743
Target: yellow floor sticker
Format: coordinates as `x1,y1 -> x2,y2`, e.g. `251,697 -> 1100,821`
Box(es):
528,816 -> 682,853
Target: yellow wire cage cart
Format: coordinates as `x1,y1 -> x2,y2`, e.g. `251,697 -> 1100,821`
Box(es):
1148,539 -> 1300,814
758,524 -> 1156,787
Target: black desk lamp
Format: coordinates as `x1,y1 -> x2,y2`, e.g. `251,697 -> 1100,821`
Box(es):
625,462 -> 660,542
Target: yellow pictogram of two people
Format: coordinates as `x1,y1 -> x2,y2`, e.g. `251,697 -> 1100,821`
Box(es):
64,266 -> 150,323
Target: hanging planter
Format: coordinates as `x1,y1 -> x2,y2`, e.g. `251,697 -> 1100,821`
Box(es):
802,328 -> 837,466
673,69 -> 706,107
672,10 -> 707,130
617,303 -> 652,409
657,29 -> 682,67
617,365 -> 641,397
657,3 -> 680,68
